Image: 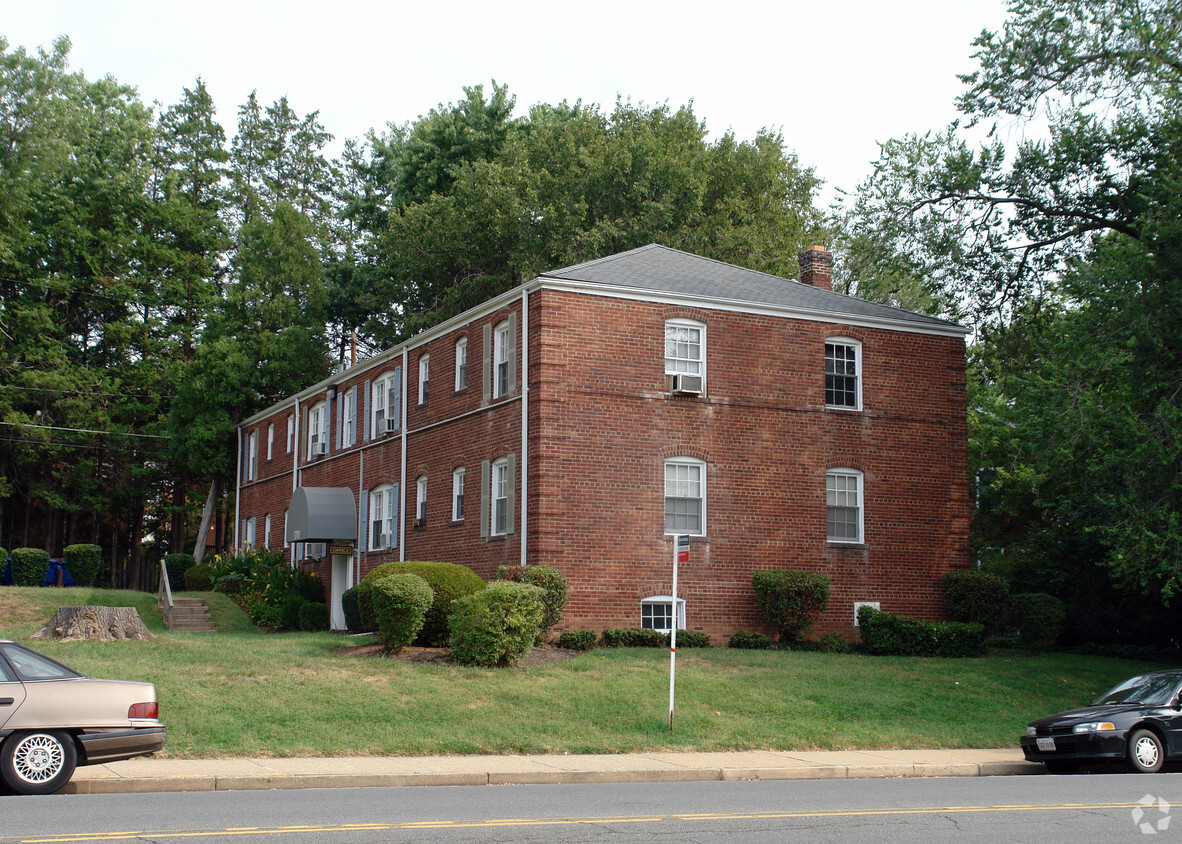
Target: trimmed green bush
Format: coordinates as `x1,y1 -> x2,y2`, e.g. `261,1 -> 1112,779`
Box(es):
857,605 -> 984,657
752,569 -> 831,642
11,548 -> 50,587
728,630 -> 775,649
1012,592 -> 1066,652
298,601 -> 330,632
671,630 -> 711,648
363,561 -> 485,646
279,593 -> 307,631
163,553 -> 197,592
818,633 -> 852,654
600,628 -> 666,647
941,570 -> 1010,634
372,574 -> 434,652
341,585 -> 362,633
556,629 -> 596,650
64,544 -> 103,586
448,581 -> 544,666
214,572 -> 246,596
497,564 -> 568,635
356,580 -> 377,632
183,562 -> 214,591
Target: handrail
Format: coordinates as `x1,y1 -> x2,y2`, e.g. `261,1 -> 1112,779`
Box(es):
158,559 -> 174,621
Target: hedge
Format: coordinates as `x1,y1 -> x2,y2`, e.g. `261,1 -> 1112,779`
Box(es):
448,581 -> 544,666
600,628 -> 666,648
857,605 -> 984,657
496,564 -> 567,635
371,574 -> 433,652
163,553 -> 198,592
1012,592 -> 1067,652
298,601 -> 330,632
341,585 -> 363,633
362,561 -> 485,646
10,548 -> 50,587
941,570 -> 1010,634
64,544 -> 103,586
556,629 -> 596,650
752,569 -> 830,642
728,630 -> 775,650
183,562 -> 214,591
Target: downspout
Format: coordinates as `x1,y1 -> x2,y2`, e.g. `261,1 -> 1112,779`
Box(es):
355,449 -> 364,588
233,427 -> 242,553
399,347 -> 408,562
520,288 -> 529,567
292,397 -> 301,565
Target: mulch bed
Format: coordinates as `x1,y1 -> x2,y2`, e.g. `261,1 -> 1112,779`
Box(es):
334,642 -> 581,667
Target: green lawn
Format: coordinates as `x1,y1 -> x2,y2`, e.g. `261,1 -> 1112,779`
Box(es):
0,586 -> 1169,759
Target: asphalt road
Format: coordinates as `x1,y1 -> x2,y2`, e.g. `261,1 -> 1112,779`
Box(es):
3,773 -> 1180,843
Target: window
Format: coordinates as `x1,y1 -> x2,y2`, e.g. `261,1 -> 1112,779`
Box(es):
452,467 -> 465,521
416,476 -> 427,523
369,484 -> 396,550
267,423 -> 274,461
244,431 -> 258,481
641,596 -> 686,633
826,469 -> 863,543
264,514 -> 271,549
665,457 -> 705,536
283,510 -> 289,549
494,322 -> 511,398
286,414 -> 294,453
664,320 -> 705,377
307,401 -> 328,459
825,339 -> 861,409
483,315 -> 516,401
243,516 -> 256,551
372,371 -> 399,436
418,354 -> 430,404
482,455 -> 515,537
343,387 -> 357,447
455,338 -> 468,390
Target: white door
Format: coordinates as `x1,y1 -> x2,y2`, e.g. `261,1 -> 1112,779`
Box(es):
330,554 -> 350,630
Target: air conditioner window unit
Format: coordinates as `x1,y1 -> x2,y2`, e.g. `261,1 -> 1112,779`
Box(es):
376,533 -> 389,549
384,417 -> 398,434
671,374 -> 704,395
313,441 -> 328,455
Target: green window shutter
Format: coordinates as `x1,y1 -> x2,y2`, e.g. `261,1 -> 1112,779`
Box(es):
391,483 -> 400,549
483,324 -> 492,401
506,453 -> 516,535
507,312 -> 517,395
480,459 -> 490,537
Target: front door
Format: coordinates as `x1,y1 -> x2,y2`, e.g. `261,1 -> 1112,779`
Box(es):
330,554 -> 351,631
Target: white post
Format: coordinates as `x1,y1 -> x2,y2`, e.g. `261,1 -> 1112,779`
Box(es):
668,535 -> 682,730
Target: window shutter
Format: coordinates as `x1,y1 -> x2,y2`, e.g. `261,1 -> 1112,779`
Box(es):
506,452 -> 516,535
240,520 -> 247,550
392,366 -> 402,431
362,379 -> 371,440
336,392 -> 343,448
482,324 -> 492,401
480,460 -> 490,537
358,490 -> 369,552
507,313 -> 517,395
390,483 -> 400,549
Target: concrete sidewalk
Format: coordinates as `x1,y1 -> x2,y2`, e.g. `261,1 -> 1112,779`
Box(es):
64,748 -> 1043,794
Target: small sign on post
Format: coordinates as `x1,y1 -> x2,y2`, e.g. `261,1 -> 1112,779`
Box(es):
669,534 -> 689,730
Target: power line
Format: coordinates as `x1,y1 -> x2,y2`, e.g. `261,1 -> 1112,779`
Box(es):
0,435 -> 169,454
0,421 -> 170,439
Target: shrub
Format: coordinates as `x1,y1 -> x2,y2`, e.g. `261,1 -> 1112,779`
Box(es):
556,629 -> 596,650
672,630 -> 711,648
521,566 -> 567,634
355,580 -> 377,632
10,548 -> 50,587
857,605 -> 984,657
163,553 -> 197,592
214,572 -> 246,596
448,581 -> 544,666
1012,592 -> 1066,652
298,601 -> 330,632
728,630 -> 774,649
600,628 -> 666,647
371,574 -> 434,652
818,633 -> 851,654
279,593 -> 307,631
64,544 -> 103,586
341,585 -> 362,632
751,569 -> 831,642
183,563 -> 213,591
363,561 -> 485,646
941,570 -> 1010,633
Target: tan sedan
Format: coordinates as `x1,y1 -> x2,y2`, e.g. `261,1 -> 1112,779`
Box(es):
0,640 -> 166,794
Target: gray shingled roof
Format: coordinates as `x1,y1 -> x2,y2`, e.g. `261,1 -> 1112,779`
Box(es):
540,244 -> 964,333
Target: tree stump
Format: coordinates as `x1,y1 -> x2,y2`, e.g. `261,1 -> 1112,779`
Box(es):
31,606 -> 156,641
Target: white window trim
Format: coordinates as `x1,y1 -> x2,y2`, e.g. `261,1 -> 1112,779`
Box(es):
825,337 -> 862,411
493,321 -> 510,399
416,475 -> 427,523
370,483 -> 396,550
641,595 -> 686,633
826,468 -> 864,544
245,431 -> 258,481
343,387 -> 357,447
372,372 -> 398,436
418,354 -> 430,405
266,423 -> 274,461
664,318 -> 706,381
244,516 -> 256,551
306,401 -> 328,460
455,338 -> 468,391
452,467 -> 465,521
664,456 -> 706,537
264,514 -> 271,549
286,415 -> 294,453
491,457 -> 510,536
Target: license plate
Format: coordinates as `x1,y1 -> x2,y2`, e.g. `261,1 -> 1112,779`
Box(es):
1036,737 -> 1056,752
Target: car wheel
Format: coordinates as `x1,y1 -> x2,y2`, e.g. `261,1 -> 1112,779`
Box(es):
1043,760 -> 1079,775
0,731 -> 78,795
1128,729 -> 1165,774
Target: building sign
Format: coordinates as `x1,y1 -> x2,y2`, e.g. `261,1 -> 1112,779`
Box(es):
328,543 -> 354,556
676,534 -> 690,564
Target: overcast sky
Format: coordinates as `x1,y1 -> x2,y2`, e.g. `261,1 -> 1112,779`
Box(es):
6,0 -> 1010,205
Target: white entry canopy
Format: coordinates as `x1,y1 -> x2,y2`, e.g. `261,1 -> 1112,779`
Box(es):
286,487 -> 357,542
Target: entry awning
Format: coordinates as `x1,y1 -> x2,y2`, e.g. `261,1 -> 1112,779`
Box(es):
285,487 -> 357,543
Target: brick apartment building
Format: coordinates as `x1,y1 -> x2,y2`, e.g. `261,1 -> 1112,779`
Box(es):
235,244 -> 970,640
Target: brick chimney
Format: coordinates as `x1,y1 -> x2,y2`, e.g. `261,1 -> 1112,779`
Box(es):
799,245 -> 832,291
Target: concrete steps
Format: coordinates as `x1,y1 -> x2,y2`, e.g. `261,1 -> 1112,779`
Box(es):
167,596 -> 214,633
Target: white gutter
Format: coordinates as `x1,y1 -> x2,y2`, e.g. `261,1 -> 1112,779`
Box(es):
520,289 -> 529,567
399,346 -> 408,562
233,428 -> 242,553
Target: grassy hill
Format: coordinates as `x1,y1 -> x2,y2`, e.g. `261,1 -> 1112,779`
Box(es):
0,586 -> 1168,759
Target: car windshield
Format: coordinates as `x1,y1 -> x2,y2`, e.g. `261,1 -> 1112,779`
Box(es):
0,643 -> 82,681
1094,673 -> 1182,707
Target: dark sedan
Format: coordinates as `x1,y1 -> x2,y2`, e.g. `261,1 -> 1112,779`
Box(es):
1021,669 -> 1182,773
0,640 -> 166,795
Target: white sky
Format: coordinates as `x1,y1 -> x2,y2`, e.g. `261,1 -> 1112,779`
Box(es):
6,0 -> 1010,205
